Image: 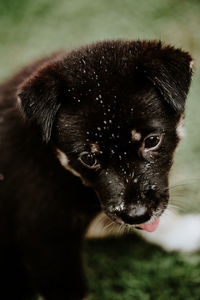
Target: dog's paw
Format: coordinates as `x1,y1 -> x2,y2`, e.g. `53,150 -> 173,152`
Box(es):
138,210 -> 200,252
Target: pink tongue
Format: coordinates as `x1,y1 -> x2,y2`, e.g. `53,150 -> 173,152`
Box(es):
138,218 -> 160,232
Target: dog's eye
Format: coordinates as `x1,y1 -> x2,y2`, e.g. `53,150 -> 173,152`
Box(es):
143,133 -> 163,151
78,152 -> 100,169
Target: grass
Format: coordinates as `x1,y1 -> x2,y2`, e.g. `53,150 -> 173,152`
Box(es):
1,0 -> 200,298
85,234 -> 200,300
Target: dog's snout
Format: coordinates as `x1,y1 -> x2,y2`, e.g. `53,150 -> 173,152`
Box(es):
115,205 -> 150,225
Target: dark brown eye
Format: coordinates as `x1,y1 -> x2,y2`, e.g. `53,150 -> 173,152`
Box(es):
78,152 -> 100,169
143,133 -> 163,151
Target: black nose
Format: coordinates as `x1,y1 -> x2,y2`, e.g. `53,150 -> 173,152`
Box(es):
116,205 -> 150,225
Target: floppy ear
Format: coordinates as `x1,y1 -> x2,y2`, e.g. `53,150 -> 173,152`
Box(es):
142,45 -> 193,113
18,61 -> 65,142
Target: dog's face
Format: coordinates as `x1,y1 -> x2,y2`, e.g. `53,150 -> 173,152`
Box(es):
18,41 -> 193,230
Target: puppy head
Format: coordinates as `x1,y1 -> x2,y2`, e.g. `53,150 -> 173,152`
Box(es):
18,40 -> 193,229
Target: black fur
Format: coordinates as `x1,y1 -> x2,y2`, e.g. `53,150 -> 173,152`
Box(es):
0,40 -> 192,299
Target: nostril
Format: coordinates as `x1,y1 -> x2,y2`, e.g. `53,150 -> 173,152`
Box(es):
116,206 -> 150,225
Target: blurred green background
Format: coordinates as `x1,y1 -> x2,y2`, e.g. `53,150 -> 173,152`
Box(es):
1,0 -> 200,299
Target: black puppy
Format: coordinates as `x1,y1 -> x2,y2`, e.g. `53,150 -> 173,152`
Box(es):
0,40 -> 192,300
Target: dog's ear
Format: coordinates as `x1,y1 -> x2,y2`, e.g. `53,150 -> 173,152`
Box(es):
141,45 -> 193,113
18,61 -> 65,143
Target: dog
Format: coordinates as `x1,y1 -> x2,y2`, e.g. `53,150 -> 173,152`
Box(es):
0,40 -> 193,300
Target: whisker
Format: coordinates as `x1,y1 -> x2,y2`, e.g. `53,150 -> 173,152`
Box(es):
118,224 -> 125,235
103,221 -> 115,232
170,178 -> 200,187
168,204 -> 180,210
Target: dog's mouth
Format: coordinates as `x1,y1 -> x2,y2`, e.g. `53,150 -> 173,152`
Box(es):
135,217 -> 160,232
104,204 -> 165,233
